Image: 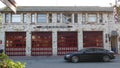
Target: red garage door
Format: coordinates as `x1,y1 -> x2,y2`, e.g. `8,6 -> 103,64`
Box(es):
57,32 -> 78,55
83,31 -> 103,47
31,32 -> 52,56
5,32 -> 26,56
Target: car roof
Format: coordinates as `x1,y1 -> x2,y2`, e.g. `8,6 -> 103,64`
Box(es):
83,48 -> 108,51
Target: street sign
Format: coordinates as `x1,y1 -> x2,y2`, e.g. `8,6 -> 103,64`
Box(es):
0,0 -> 16,13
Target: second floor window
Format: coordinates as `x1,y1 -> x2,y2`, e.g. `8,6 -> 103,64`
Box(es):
82,14 -> 86,23
62,13 -> 72,23
48,13 -> 52,23
31,14 -> 35,23
23,14 -> 27,23
5,14 -> 9,23
57,13 -> 61,23
88,14 -> 97,23
99,13 -> 103,23
37,14 -> 47,23
74,13 -> 78,23
12,14 -> 21,23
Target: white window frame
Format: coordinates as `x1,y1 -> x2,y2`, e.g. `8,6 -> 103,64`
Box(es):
88,14 -> 97,23
5,13 -> 9,23
62,13 -> 72,23
12,14 -> 21,23
74,13 -> 78,23
57,13 -> 61,23
37,13 -> 47,23
31,14 -> 35,23
48,13 -> 52,23
82,13 -> 86,23
23,13 -> 27,23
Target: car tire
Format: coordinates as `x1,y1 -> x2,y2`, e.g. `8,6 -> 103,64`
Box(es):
103,55 -> 110,62
71,56 -> 79,63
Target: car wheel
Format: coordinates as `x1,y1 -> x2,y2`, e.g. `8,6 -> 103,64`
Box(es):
103,55 -> 110,62
71,56 -> 79,63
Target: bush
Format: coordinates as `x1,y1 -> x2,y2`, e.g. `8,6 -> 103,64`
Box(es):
0,53 -> 26,68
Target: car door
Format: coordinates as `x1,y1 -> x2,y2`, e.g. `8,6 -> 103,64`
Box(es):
80,48 -> 95,61
93,48 -> 105,60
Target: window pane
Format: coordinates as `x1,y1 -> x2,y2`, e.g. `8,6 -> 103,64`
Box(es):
74,13 -> 78,23
12,14 -> 21,23
31,14 -> 35,23
82,14 -> 86,23
99,14 -> 103,23
62,13 -> 72,23
48,13 -> 52,23
88,14 -> 97,22
5,14 -> 9,23
23,14 -> 27,23
57,13 -> 61,23
37,14 -> 47,23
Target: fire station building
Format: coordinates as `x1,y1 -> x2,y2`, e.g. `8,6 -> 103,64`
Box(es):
0,6 -> 120,56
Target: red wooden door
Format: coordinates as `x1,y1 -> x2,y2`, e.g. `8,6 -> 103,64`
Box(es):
31,32 -> 52,56
83,31 -> 103,47
5,32 -> 26,56
57,32 -> 78,55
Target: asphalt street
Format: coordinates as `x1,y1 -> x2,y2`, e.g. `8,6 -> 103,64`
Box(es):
10,55 -> 120,68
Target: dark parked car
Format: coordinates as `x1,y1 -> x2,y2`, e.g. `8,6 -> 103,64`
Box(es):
64,48 -> 115,63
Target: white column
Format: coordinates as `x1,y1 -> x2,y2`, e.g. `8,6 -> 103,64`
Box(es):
0,32 -> 5,51
72,13 -> 74,23
78,30 -> 83,50
52,13 -> 57,23
52,31 -> 57,56
103,31 -> 110,50
27,13 -> 31,24
26,31 -> 31,56
103,13 -> 107,23
9,13 -> 11,24
78,13 -> 82,24
21,13 -> 23,23
35,13 -> 37,24
86,13 -> 88,23
2,13 -> 5,24
46,13 -> 49,23
29,13 -> 32,24
97,13 -> 100,24
60,13 -> 62,23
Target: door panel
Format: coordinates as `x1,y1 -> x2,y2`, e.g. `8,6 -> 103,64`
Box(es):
57,32 -> 78,55
31,32 -> 52,56
5,32 -> 26,56
83,31 -> 103,47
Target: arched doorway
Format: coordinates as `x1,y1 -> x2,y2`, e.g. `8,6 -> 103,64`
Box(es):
111,31 -> 118,53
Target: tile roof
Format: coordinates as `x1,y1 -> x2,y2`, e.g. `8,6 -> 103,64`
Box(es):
0,6 -> 113,12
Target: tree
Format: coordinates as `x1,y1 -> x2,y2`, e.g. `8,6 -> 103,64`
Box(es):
0,53 -> 26,68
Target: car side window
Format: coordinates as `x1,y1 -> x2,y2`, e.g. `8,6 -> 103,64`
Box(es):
94,49 -> 105,53
85,49 -> 95,53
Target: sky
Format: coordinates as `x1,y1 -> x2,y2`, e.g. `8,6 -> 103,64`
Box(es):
0,0 -> 119,8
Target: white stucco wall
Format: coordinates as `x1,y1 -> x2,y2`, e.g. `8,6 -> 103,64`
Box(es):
1,12 -> 120,56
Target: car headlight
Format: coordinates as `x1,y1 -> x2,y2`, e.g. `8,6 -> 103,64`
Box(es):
65,54 -> 71,58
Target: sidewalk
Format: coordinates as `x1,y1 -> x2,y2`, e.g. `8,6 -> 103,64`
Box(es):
9,56 -> 64,60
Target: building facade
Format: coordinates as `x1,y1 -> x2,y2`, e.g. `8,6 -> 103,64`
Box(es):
0,6 -> 120,56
